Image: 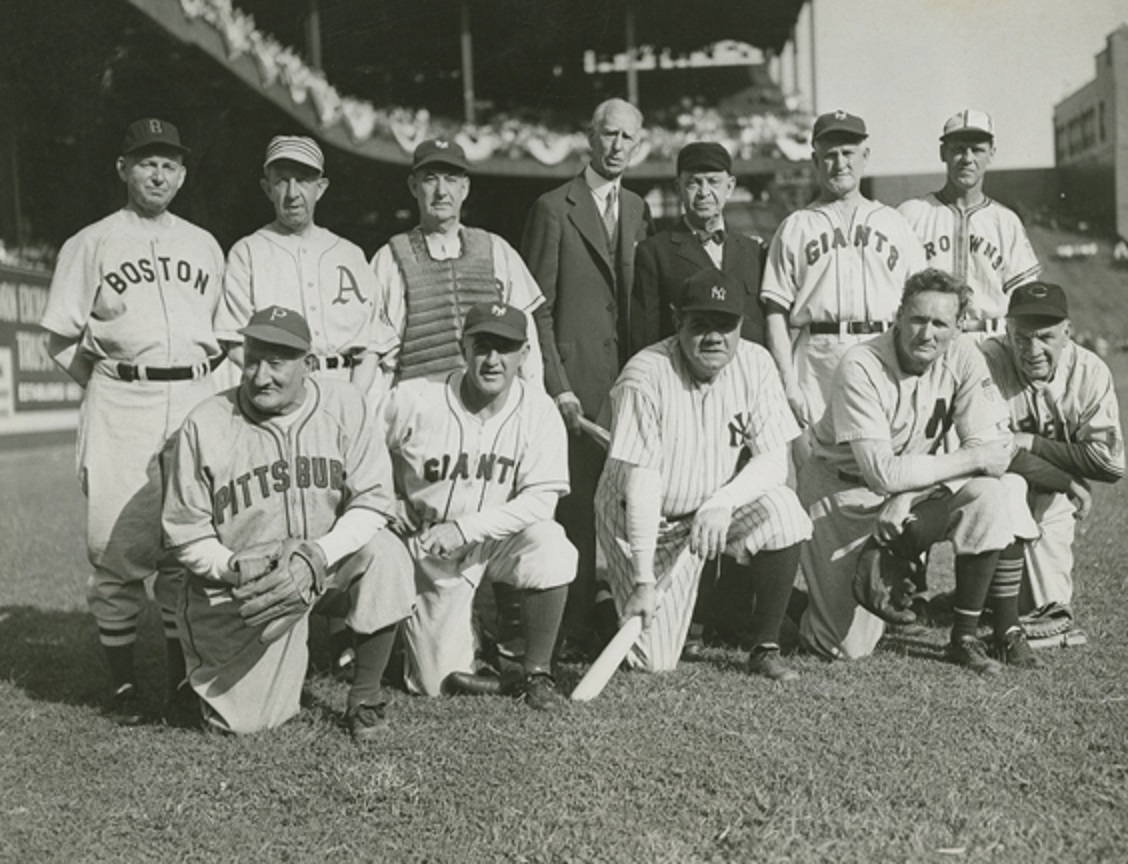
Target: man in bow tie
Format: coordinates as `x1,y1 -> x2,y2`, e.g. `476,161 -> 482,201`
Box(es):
634,141 -> 769,347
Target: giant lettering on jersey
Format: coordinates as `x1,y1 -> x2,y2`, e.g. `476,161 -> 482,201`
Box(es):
213,455 -> 345,524
803,224 -> 902,270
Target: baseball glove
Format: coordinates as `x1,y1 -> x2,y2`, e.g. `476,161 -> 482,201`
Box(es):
227,541 -> 286,588
232,539 -> 329,643
852,538 -> 922,626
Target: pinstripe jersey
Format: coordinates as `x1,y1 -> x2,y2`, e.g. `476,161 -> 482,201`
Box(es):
603,337 -> 801,517
810,331 -> 1010,479
898,193 -> 1041,318
379,372 -> 569,540
980,337 -> 1124,471
760,198 -> 926,327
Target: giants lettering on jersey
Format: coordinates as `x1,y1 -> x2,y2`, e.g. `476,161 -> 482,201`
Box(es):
213,455 -> 345,525
804,225 -> 902,270
423,451 -> 519,485
101,257 -> 211,296
922,235 -> 1004,271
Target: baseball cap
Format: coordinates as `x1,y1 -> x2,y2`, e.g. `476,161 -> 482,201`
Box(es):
677,268 -> 744,317
121,118 -> 190,155
1007,281 -> 1068,320
677,142 -> 733,175
941,109 -> 994,141
412,138 -> 470,173
462,302 -> 528,342
812,110 -> 868,142
239,306 -> 312,351
264,135 -> 325,173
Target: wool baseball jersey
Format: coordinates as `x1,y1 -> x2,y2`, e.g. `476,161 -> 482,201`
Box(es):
760,198 -> 926,327
810,331 -> 1010,478
603,338 -> 801,518
898,193 -> 1041,318
215,224 -> 395,356
980,337 -> 1124,472
40,209 -> 224,364
162,378 -> 396,552
379,372 -> 569,542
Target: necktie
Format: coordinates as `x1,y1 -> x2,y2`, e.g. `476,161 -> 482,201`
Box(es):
602,186 -> 617,246
698,228 -> 725,245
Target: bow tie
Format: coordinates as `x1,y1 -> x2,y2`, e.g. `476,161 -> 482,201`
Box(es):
696,228 -> 725,245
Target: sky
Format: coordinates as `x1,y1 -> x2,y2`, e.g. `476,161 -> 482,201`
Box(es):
796,0 -> 1128,175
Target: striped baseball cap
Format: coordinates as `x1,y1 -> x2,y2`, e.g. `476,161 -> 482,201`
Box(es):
941,110 -> 994,141
264,135 -> 325,173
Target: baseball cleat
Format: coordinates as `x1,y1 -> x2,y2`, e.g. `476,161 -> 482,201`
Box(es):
747,645 -> 799,682
444,670 -> 504,696
346,702 -> 388,744
945,635 -> 1003,677
995,628 -> 1046,669
163,681 -> 202,729
110,682 -> 144,727
521,673 -> 563,711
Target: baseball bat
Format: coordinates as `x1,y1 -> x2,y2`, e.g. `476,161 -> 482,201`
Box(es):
576,416 -> 610,449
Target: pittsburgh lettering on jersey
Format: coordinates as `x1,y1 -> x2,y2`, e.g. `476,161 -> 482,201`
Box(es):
102,257 -> 211,296
213,455 -> 345,524
423,451 -> 518,485
332,266 -> 368,305
804,225 -> 901,271
922,234 -> 1003,271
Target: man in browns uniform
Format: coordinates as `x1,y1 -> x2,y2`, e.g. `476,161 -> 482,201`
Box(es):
898,111 -> 1042,335
377,302 -> 576,708
798,269 -> 1040,673
40,118 -> 225,724
162,307 -> 414,739
980,282 -> 1124,644
762,111 -> 926,431
595,269 -> 812,679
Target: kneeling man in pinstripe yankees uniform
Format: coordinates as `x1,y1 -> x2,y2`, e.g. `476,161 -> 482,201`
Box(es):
595,268 -> 812,679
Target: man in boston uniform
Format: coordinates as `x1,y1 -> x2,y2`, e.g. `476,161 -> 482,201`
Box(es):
762,111 -> 926,431
798,269 -> 1040,674
369,138 -> 545,395
40,118 -> 225,724
161,307 -> 414,739
214,134 -> 391,671
377,302 -> 576,708
980,281 -> 1124,645
595,269 -> 812,680
521,98 -> 654,659
899,110 -> 1042,336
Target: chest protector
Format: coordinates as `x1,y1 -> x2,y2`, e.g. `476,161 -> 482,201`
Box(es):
390,227 -> 502,380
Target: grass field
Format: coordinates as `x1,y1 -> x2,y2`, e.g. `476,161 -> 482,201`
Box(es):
3,230 -> 1128,862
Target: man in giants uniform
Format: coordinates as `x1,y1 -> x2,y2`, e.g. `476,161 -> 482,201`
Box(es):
899,110 -> 1041,335
370,139 -> 544,394
981,282 -> 1124,644
762,111 -> 926,430
799,269 -> 1039,673
595,269 -> 812,679
162,307 -> 415,738
40,118 -> 225,724
379,303 -> 575,707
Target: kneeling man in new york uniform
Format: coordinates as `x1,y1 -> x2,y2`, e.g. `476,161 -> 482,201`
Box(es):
596,268 -> 812,680
378,302 -> 576,708
162,307 -> 414,738
799,268 -> 1040,674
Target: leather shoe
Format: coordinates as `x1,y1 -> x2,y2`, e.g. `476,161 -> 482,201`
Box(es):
444,670 -> 504,696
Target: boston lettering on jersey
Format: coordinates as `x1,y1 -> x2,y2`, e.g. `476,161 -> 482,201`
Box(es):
101,256 -> 212,296
804,225 -> 902,270
922,234 -> 1004,271
213,455 -> 345,524
423,451 -> 519,485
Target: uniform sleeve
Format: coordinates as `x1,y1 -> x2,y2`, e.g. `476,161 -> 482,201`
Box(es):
758,221 -> 797,311
39,230 -> 98,338
369,244 -> 405,359
356,253 -> 399,354
898,217 -> 928,275
950,341 -> 1011,445
830,352 -> 893,444
161,418 -> 220,551
339,390 -> 398,518
1001,211 -> 1042,292
521,197 -> 572,399
606,379 -> 662,469
494,236 -> 545,314
214,238 -> 254,343
743,349 -> 802,454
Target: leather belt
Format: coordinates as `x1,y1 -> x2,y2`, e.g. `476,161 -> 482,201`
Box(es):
311,354 -> 357,371
808,321 -> 890,336
117,354 -> 224,382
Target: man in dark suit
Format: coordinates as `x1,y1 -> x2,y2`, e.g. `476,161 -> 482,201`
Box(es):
634,141 -> 767,346
522,98 -> 655,658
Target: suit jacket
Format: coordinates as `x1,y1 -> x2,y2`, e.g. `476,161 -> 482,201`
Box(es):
633,223 -> 768,346
521,174 -> 654,424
